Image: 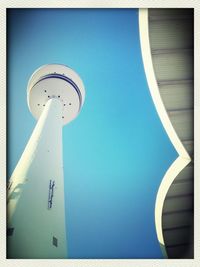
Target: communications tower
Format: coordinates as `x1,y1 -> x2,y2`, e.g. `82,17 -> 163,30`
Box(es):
7,64 -> 85,258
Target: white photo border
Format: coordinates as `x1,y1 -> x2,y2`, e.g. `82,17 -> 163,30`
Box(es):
0,1 -> 199,267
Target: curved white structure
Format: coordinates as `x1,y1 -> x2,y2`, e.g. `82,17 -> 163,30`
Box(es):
7,64 -> 85,258
139,9 -> 191,257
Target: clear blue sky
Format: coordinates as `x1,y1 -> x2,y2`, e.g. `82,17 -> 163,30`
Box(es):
7,8 -> 178,258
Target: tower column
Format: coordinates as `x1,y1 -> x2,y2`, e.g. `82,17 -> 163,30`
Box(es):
7,64 -> 85,259
7,98 -> 67,258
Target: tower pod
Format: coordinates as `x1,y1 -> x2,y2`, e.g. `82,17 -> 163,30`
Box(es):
27,64 -> 85,125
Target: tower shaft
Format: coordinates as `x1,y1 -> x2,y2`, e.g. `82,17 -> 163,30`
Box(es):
7,99 -> 67,258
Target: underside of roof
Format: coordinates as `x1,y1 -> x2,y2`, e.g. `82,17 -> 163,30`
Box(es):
148,8 -> 194,259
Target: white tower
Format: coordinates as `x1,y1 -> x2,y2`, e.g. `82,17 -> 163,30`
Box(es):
7,64 -> 85,259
